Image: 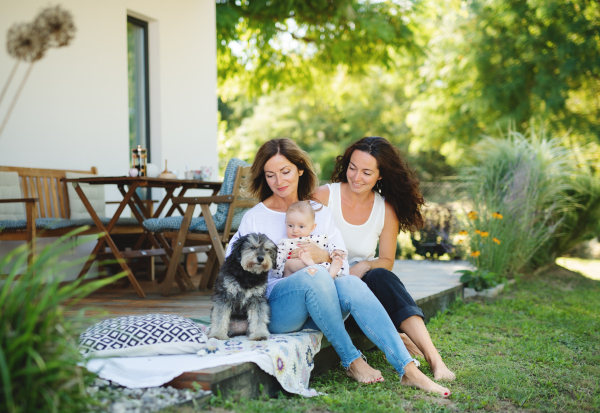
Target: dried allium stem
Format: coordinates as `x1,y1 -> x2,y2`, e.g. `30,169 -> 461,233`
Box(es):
0,62 -> 35,139
0,60 -> 20,108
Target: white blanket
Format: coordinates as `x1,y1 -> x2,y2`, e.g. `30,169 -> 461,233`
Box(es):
85,324 -> 323,397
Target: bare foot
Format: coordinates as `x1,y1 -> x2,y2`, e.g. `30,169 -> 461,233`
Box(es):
299,249 -> 316,267
431,361 -> 456,381
329,255 -> 343,278
399,333 -> 424,357
401,361 -> 450,397
345,357 -> 384,384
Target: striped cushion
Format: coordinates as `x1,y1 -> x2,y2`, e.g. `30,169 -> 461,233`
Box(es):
142,158 -> 250,233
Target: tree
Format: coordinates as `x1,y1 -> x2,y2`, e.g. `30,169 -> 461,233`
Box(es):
408,0 -> 600,157
216,0 -> 421,94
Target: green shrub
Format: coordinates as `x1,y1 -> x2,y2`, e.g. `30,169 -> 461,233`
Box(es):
0,231 -> 125,413
457,125 -> 579,276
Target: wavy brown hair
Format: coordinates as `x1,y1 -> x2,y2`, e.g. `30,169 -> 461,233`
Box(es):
331,137 -> 425,232
247,138 -> 319,202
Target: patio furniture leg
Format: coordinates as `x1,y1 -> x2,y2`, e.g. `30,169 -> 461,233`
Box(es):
78,182 -> 138,280
206,257 -> 221,290
200,204 -> 226,264
161,203 -> 195,296
147,233 -> 188,292
25,200 -> 36,266
73,183 -> 145,298
122,189 -> 194,291
198,248 -> 217,290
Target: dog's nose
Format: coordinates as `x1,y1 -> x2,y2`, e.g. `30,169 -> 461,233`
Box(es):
256,256 -> 264,263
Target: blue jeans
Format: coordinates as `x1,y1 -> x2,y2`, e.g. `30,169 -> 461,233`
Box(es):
268,265 -> 415,376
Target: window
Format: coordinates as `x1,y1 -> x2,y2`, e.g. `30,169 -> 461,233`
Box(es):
127,16 -> 150,160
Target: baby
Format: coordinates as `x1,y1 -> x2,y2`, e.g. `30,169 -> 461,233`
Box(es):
274,201 -> 348,279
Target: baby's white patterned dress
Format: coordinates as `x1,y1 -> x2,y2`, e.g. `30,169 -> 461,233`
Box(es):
274,234 -> 348,278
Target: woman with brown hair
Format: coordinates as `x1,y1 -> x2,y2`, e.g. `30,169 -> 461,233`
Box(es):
311,136 -> 456,381
227,138 -> 451,396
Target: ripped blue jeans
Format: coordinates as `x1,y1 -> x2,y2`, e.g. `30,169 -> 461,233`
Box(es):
267,265 -> 416,376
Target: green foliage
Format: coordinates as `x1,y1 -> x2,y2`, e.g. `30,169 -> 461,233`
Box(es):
458,124 -> 580,275
532,145 -> 600,265
409,0 -> 600,153
218,69 -> 456,181
455,268 -> 504,291
0,232 -> 125,413
216,0 -> 421,95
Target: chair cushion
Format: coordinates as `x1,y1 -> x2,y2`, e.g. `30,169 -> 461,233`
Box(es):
142,158 -> 250,233
66,172 -> 106,219
0,217 -> 139,231
0,171 -> 25,220
78,314 -> 206,358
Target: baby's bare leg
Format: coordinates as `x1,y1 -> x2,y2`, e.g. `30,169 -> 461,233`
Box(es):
299,249 -> 316,267
328,255 -> 344,278
283,258 -> 307,277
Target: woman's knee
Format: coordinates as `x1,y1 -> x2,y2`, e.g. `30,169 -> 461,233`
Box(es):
363,268 -> 407,290
290,265 -> 336,291
335,275 -> 374,301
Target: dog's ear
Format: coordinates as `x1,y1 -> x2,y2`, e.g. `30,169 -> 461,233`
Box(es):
231,235 -> 247,262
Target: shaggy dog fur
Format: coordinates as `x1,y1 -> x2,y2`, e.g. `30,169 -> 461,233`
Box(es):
208,233 -> 277,341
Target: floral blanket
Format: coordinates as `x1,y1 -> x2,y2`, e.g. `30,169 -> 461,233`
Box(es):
196,323 -> 323,397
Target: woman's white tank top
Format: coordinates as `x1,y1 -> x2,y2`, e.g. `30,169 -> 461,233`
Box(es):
326,183 -> 386,267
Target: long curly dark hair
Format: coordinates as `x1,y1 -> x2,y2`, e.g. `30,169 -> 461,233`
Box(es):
331,137 -> 425,232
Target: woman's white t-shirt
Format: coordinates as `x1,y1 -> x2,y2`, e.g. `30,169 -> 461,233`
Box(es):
326,183 -> 386,267
226,201 -> 349,297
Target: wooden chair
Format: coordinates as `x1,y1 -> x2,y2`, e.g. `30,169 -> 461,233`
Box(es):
0,166 -> 144,265
145,160 -> 256,296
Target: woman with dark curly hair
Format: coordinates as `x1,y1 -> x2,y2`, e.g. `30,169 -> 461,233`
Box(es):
311,136 -> 455,381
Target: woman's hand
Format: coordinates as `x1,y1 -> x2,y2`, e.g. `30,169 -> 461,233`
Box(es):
349,261 -> 371,278
289,242 -> 331,264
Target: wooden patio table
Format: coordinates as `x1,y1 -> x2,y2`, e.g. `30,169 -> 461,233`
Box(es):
61,176 -> 222,298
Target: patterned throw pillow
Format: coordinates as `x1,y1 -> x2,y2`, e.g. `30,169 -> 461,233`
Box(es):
78,314 -> 206,358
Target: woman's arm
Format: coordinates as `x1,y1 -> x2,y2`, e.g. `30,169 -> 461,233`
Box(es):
312,185 -> 330,206
349,201 -> 400,277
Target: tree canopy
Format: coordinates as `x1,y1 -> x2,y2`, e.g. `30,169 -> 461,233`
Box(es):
216,0 -> 600,178
216,0 -> 421,94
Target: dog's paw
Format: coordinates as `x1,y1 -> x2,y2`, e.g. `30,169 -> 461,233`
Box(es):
248,327 -> 270,341
248,334 -> 269,341
208,332 -> 229,341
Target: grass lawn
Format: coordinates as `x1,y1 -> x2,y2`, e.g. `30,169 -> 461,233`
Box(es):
175,265 -> 600,412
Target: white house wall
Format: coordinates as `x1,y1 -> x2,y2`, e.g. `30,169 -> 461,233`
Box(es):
0,0 -> 218,277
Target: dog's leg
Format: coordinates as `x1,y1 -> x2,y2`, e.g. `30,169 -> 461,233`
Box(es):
247,299 -> 271,341
208,302 -> 232,340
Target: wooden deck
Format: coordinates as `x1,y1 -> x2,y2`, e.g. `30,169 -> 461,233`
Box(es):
68,260 -> 470,400
67,260 -> 470,320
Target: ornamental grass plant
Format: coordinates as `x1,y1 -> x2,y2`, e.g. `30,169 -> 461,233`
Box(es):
457,125 -> 579,277
0,231 -> 124,413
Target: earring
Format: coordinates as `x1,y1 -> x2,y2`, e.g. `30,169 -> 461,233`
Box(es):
376,180 -> 382,194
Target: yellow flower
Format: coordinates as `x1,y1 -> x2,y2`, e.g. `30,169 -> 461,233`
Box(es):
459,230 -> 468,236
470,251 -> 481,257
493,237 -> 501,244
492,212 -> 504,219
480,231 -> 489,238
474,229 -> 482,235
468,211 -> 479,220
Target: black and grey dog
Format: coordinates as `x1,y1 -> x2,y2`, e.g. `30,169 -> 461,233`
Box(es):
208,233 -> 277,341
